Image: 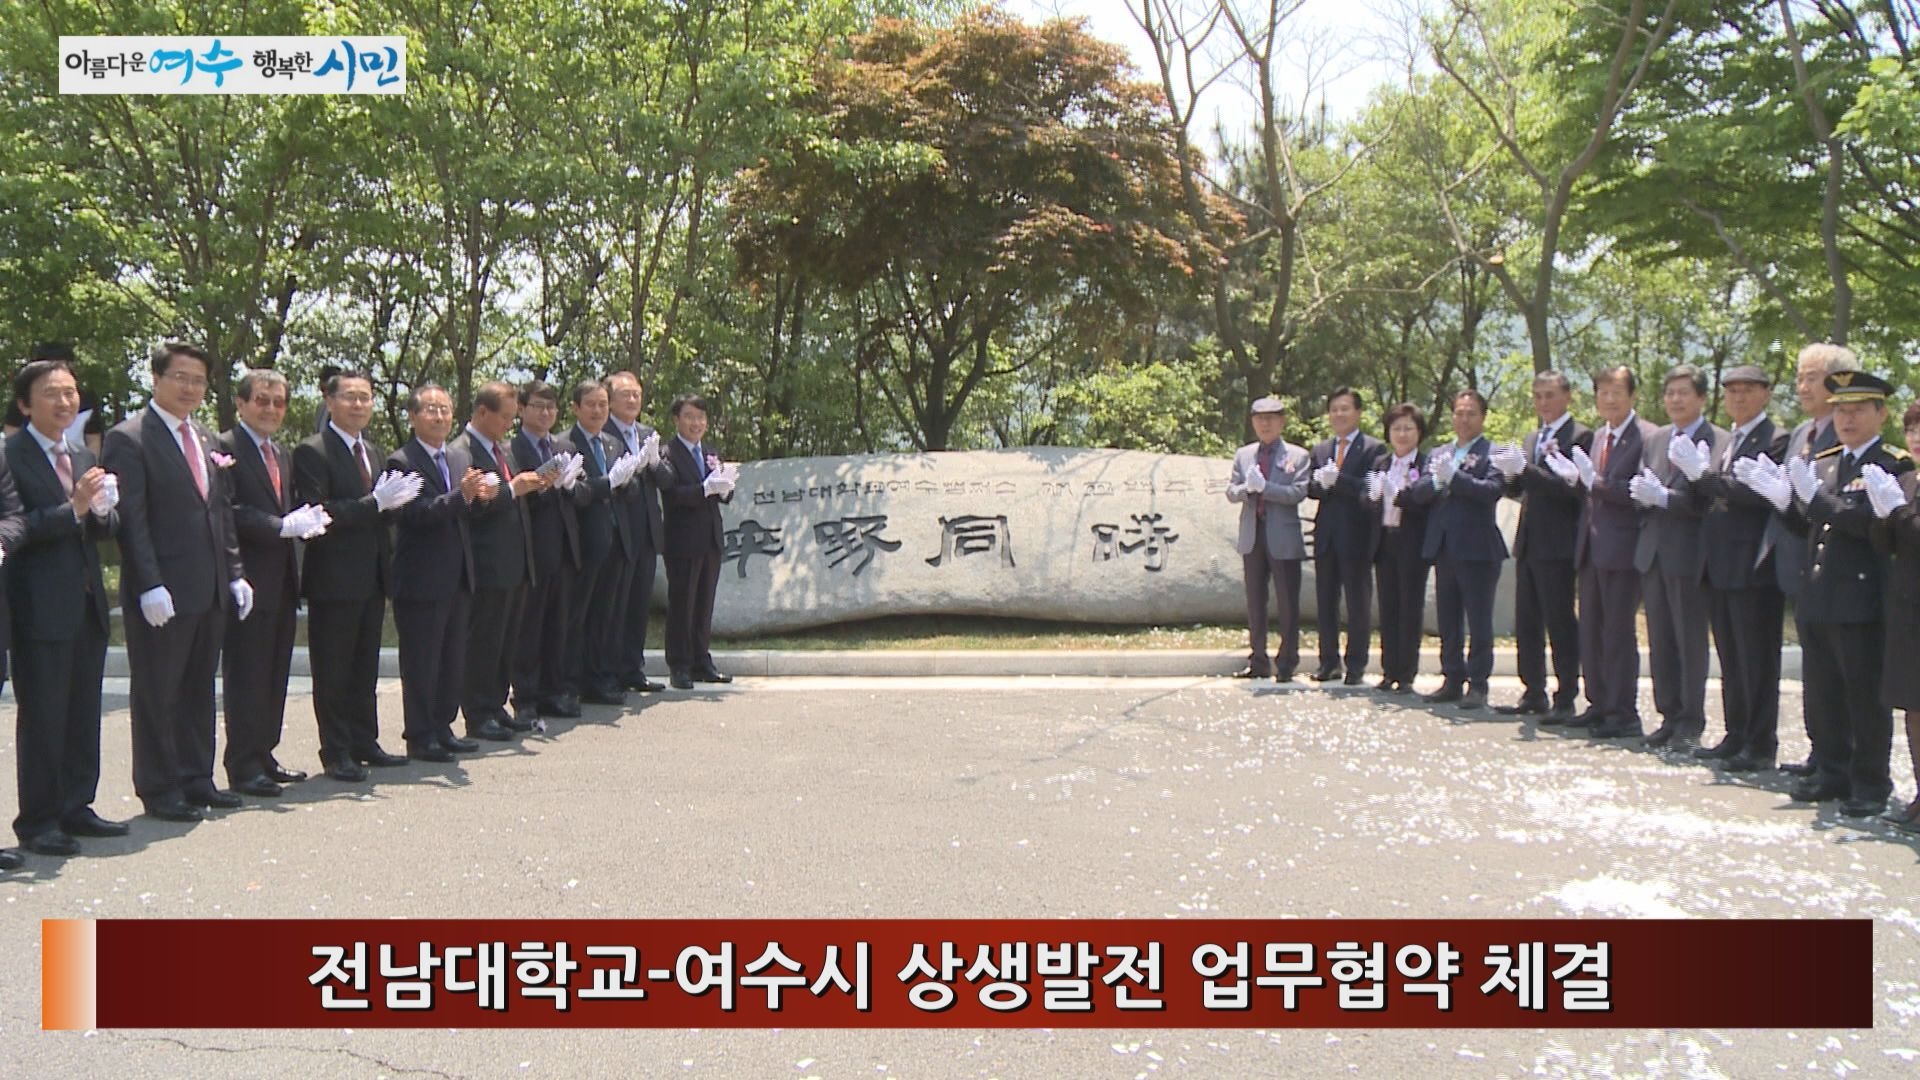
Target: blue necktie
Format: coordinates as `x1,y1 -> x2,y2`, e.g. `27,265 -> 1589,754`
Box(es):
537,436 -> 552,462
693,443 -> 706,479
433,450 -> 450,490
588,434 -> 606,475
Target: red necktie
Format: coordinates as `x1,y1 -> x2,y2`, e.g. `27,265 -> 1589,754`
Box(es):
354,441 -> 372,490
1597,431 -> 1614,474
180,420 -> 207,499
494,441 -> 514,479
261,440 -> 283,502
52,443 -> 74,495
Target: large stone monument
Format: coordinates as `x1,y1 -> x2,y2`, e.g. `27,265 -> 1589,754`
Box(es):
704,447 -> 1521,638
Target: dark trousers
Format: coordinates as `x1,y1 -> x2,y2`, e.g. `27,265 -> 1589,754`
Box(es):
464,583 -> 526,724
1709,583 -> 1784,756
222,577 -> 297,785
395,593 -> 471,749
1373,527 -> 1430,684
125,607 -> 222,805
308,594 -> 387,762
1315,540 -> 1373,673
1800,618 -> 1893,803
1643,568 -> 1712,733
1242,522 -> 1301,676
569,553 -> 624,692
1434,558 -> 1500,691
1579,564 -> 1643,727
664,550 -> 723,674
10,625 -> 107,842
619,547 -> 658,680
1514,557 -> 1579,707
516,561 -> 574,706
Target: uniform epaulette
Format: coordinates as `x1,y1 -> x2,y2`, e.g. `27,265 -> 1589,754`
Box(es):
1886,445 -> 1912,460
1814,444 -> 1843,459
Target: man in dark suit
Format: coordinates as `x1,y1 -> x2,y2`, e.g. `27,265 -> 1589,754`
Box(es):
4,359 -> 108,864
294,369 -> 424,781
510,381 -> 584,720
1690,365 -> 1789,771
560,379 -> 638,706
218,369 -> 332,798
1787,371 -> 1913,817
1305,387 -> 1383,685
1764,344 -> 1854,776
1403,390 -> 1508,710
388,384 -> 492,762
653,393 -> 737,689
1495,371 -> 1591,721
605,371 -> 667,694
458,380 -> 547,739
103,342 -> 251,822
1629,365 -> 1728,750
1556,365 -> 1658,739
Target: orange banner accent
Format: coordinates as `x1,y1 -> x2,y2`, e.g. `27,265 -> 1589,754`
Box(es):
42,919 -> 96,1030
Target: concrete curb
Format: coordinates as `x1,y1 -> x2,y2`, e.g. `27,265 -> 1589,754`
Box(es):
100,645 -> 1805,681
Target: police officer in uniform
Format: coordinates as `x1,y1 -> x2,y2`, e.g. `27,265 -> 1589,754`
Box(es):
1787,371 -> 1913,817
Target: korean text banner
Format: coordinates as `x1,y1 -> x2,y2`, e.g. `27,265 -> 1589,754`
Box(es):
59,37 -> 407,94
42,918 -> 1871,1029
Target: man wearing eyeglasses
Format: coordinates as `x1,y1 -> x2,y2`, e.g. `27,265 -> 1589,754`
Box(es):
103,342 -> 252,823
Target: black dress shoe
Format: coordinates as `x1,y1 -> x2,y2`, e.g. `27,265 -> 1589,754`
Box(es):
1723,752 -> 1776,772
1373,678 -> 1397,692
1231,666 -> 1270,679
692,668 -> 733,684
467,717 -> 515,742
580,687 -> 628,706
1311,666 -> 1344,683
1495,699 -> 1548,717
61,809 -> 130,837
1422,683 -> 1464,704
625,676 -> 667,693
1274,669 -> 1296,683
185,787 -> 244,810
669,671 -> 695,690
0,849 -> 21,871
1693,740 -> 1742,761
1390,682 -> 1416,695
1457,690 -> 1487,710
541,698 -> 583,719
145,800 -> 205,823
500,711 -> 536,733
1564,707 -> 1604,728
408,742 -> 455,764
323,760 -> 369,782
264,763 -> 308,784
232,776 -> 284,798
1545,703 -> 1577,722
1790,780 -> 1847,803
353,746 -> 409,768
1342,671 -> 1366,687
1643,723 -> 1677,748
440,733 -> 481,754
1841,797 -> 1888,818
24,830 -> 79,856
1783,760 -> 1818,777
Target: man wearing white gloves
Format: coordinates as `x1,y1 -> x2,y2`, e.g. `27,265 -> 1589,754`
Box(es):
1304,388 -> 1384,685
1227,396 -> 1311,681
510,381 -> 587,720
605,371 -> 668,695
561,378 -> 634,706
1628,365 -> 1728,751
103,342 -> 252,822
295,369 -> 424,782
654,393 -> 737,689
218,368 -> 330,798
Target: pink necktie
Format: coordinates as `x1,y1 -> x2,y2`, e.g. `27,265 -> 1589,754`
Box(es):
262,440 -> 283,502
180,420 -> 207,499
52,443 -> 74,495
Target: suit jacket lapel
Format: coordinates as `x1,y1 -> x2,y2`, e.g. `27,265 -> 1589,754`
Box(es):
406,440 -> 449,494
14,432 -> 62,503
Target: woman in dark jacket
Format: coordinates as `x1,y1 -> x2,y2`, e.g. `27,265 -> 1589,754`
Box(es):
1365,403 -> 1433,694
1875,403 -> 1920,830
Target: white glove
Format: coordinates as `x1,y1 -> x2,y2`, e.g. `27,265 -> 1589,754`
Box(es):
1733,456 -> 1791,512
278,503 -> 332,540
1364,471 -> 1385,503
1384,468 -> 1407,502
558,453 -> 585,490
1668,435 -> 1708,482
91,473 -> 120,516
637,431 -> 661,470
1862,463 -> 1908,519
1312,461 -> 1340,489
373,469 -> 424,511
139,586 -> 176,628
1570,445 -> 1597,489
230,578 -> 255,621
1544,450 -> 1580,487
1429,449 -> 1457,488
702,472 -> 735,498
1787,456 -> 1821,505
608,452 -> 642,489
1243,463 -> 1267,494
1629,467 -> 1670,509
1491,445 -> 1526,477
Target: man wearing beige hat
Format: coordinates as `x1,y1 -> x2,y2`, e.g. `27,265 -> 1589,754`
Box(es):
1227,397 -> 1310,681
1690,365 -> 1789,771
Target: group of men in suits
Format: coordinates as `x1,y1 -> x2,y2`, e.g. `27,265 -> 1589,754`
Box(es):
1226,347 -> 1917,820
1,351 -> 738,870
